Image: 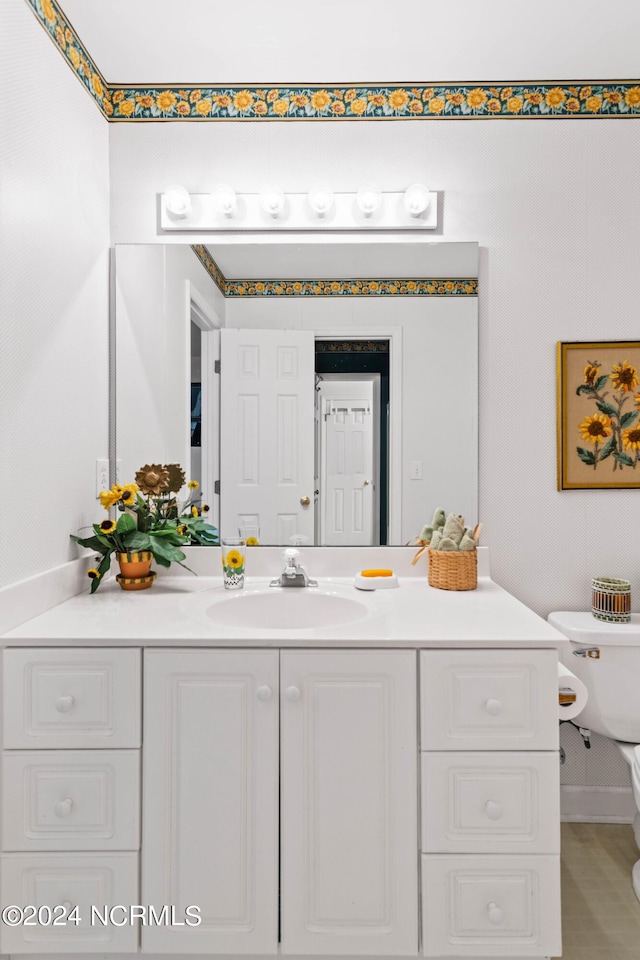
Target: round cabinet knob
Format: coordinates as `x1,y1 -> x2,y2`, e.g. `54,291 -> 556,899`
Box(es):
257,685 -> 273,701
54,798 -> 74,818
284,685 -> 301,702
487,902 -> 504,925
300,496 -> 311,506
484,698 -> 503,716
363,480 -> 370,486
55,695 -> 74,714
485,800 -> 503,821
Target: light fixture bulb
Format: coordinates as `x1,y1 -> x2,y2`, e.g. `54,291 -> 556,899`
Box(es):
403,183 -> 431,217
260,184 -> 286,218
356,183 -> 382,218
164,185 -> 191,217
307,183 -> 334,217
212,183 -> 237,217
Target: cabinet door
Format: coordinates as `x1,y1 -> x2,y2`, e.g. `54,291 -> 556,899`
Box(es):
280,650 -> 417,956
142,650 -> 279,954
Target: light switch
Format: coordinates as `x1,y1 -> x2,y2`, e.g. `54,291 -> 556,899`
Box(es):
410,460 -> 423,480
96,459 -> 109,497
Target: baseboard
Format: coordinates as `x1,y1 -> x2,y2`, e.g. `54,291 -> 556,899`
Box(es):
561,784 -> 636,822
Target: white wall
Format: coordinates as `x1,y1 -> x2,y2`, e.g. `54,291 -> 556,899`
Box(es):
115,244 -> 223,485
0,0 -> 110,588
225,295 -> 477,543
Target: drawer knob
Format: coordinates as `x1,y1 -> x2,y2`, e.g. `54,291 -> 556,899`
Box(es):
485,800 -> 503,820
54,798 -> 74,818
55,695 -> 75,714
487,902 -> 504,925
257,685 -> 273,701
484,698 -> 503,716
284,685 -> 301,702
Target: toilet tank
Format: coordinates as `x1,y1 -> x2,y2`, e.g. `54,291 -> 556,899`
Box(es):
549,611 -> 640,743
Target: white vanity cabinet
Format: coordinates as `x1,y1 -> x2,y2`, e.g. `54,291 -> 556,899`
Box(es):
419,649 -> 561,958
0,648 -> 141,955
142,648 -> 417,956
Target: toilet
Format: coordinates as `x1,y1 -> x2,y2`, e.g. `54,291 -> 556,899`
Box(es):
549,611 -> 640,898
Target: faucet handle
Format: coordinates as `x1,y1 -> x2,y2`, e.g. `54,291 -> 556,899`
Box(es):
282,547 -> 301,566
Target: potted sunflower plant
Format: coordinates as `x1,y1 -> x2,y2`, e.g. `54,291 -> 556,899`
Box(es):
71,462 -> 219,592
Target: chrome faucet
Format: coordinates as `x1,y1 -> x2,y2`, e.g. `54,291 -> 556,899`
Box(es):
270,548 -> 318,588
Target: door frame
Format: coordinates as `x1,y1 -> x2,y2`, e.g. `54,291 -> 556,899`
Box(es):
185,280 -> 222,527
314,326 -> 402,544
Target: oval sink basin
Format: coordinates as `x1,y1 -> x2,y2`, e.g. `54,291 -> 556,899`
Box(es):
206,589 -> 369,630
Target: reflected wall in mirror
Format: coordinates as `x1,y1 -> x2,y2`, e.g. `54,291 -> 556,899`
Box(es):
114,240 -> 478,546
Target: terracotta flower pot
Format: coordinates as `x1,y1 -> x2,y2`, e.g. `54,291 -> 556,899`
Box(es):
116,571 -> 157,591
117,550 -> 153,579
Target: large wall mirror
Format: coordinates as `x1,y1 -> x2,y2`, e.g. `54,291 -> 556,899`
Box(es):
114,239 -> 478,546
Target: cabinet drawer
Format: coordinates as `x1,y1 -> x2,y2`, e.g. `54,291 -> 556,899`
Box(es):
2,750 -> 140,851
421,854 -> 561,957
3,649 -> 141,749
420,650 -> 558,750
421,752 -> 560,854
0,852 -> 138,953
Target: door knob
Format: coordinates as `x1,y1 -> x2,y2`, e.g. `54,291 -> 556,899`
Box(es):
363,480 -> 370,486
257,685 -> 273,701
300,496 -> 310,506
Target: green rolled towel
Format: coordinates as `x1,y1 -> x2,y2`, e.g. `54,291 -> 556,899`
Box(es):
430,530 -> 443,549
437,536 -> 458,551
442,513 -> 465,544
420,525 -> 433,541
432,508 -> 446,528
459,535 -> 476,551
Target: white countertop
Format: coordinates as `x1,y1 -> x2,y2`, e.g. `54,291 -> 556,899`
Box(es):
2,574 -> 568,648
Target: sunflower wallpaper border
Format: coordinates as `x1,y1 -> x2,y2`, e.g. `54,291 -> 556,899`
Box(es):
23,0 -> 640,122
190,246 -> 478,298
557,341 -> 640,490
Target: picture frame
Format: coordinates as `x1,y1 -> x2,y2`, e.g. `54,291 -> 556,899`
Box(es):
557,341 -> 640,490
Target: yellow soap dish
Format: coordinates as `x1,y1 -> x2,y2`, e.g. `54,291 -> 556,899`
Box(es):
354,570 -> 399,590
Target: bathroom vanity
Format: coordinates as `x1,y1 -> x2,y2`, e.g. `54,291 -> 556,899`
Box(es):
0,557 -> 566,959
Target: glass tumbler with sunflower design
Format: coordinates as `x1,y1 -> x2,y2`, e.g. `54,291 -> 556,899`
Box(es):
221,537 -> 246,590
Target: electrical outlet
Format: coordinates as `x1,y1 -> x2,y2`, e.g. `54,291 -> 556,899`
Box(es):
96,459 -> 109,498
410,460 -> 423,480
115,459 -> 122,485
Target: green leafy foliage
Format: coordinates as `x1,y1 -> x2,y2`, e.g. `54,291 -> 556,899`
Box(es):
577,446 -> 596,465
595,400 -> 618,417
599,436 -> 617,461
614,451 -> 634,466
595,374 -> 609,391
621,410 -> 639,428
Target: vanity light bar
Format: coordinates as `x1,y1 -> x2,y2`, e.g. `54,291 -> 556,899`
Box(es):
160,190 -> 438,232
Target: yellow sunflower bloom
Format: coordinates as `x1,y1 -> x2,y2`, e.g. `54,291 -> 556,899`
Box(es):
87,568 -> 101,580
625,86 -> 640,108
99,519 -> 117,534
388,89 -> 409,110
233,90 -> 254,111
120,483 -> 138,505
177,524 -> 189,535
310,90 -> 331,111
622,427 -> 640,453
156,91 -> 177,112
578,413 -> 612,444
583,362 -> 600,385
187,479 -> 199,490
545,87 -> 566,109
225,550 -> 244,569
610,360 -> 639,393
246,537 -> 260,546
191,506 -> 199,518
467,88 -> 487,109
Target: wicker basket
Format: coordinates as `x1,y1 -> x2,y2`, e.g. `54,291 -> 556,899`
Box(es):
428,547 -> 478,591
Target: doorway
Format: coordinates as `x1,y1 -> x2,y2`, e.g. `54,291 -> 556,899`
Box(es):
315,340 -> 390,545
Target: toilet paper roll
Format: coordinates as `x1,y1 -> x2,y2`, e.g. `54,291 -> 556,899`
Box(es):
557,662 -> 589,721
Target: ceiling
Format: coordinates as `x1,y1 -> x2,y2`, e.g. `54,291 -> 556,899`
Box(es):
59,0 -> 640,86
204,240 -> 478,281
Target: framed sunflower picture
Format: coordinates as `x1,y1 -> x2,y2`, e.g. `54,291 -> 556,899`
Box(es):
557,341 -> 640,489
